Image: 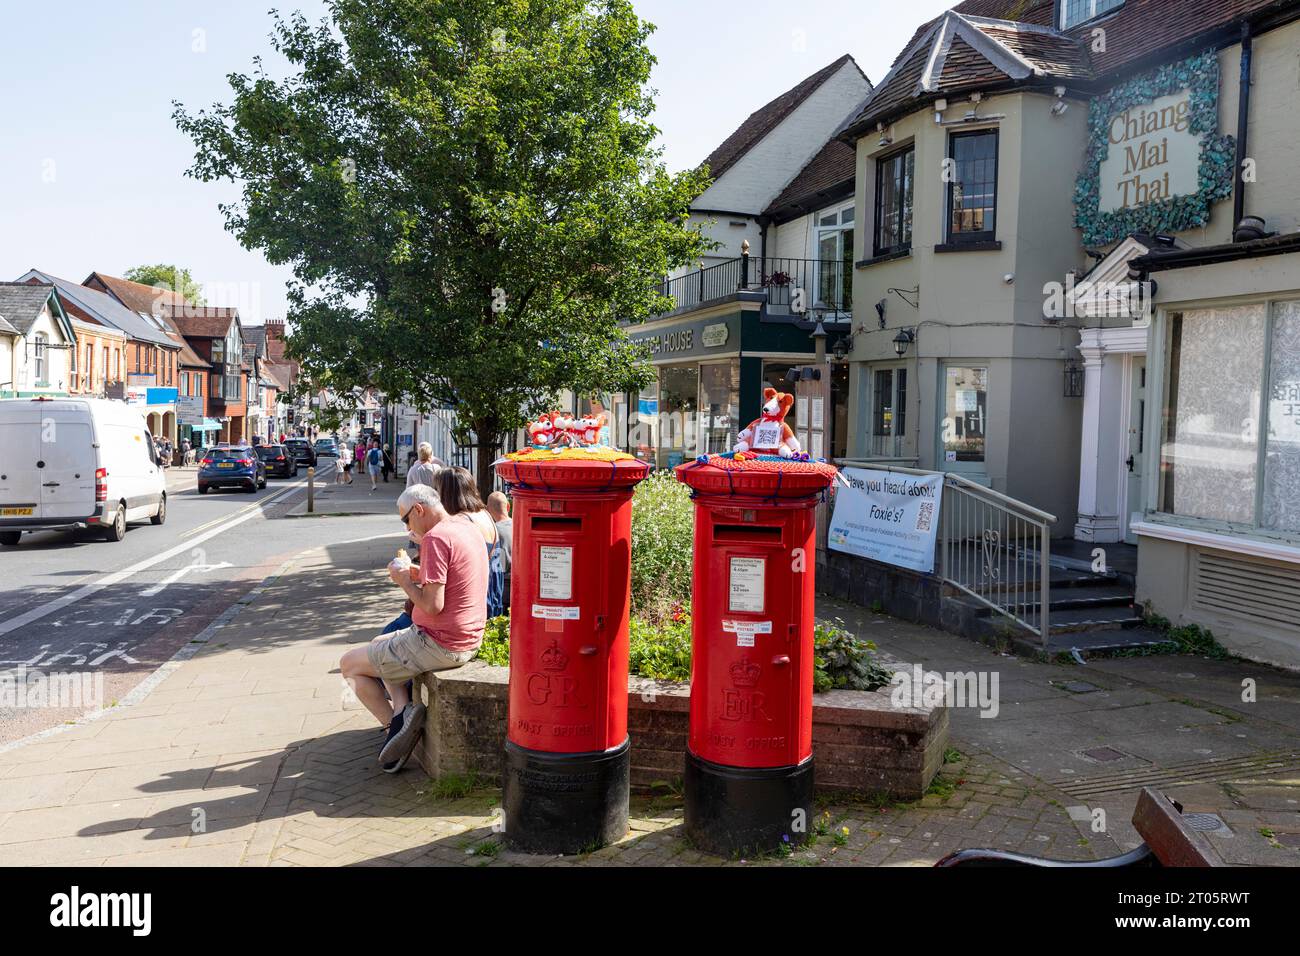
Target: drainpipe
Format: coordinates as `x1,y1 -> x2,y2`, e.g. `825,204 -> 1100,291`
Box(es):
1233,21 -> 1254,230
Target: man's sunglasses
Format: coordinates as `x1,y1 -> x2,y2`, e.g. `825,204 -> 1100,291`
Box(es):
399,508 -> 412,526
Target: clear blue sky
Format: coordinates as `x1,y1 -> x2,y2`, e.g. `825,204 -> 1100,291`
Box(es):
0,0 -> 954,325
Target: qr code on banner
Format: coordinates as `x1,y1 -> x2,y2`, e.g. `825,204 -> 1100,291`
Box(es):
915,501 -> 934,532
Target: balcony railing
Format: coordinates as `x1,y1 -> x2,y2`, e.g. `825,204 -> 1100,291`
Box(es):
655,254 -> 852,319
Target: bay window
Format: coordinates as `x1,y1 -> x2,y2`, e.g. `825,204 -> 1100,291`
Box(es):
1160,300 -> 1300,535
946,130 -> 998,245
874,145 -> 914,257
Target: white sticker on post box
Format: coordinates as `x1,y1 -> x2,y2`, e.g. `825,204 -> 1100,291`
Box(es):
722,619 -> 772,647
538,545 -> 573,600
532,604 -> 580,620
728,556 -> 765,613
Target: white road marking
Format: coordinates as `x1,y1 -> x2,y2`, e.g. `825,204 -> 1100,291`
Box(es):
138,561 -> 233,597
0,472 -> 317,639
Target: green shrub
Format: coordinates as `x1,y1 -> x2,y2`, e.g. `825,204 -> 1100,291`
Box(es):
630,470 -> 694,621
812,622 -> 893,693
628,613 -> 693,682
477,615 -> 511,667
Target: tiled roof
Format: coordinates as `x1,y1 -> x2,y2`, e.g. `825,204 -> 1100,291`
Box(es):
1062,0 -> 1292,76
84,272 -> 189,317
701,54 -> 862,180
763,139 -> 857,221
17,270 -> 177,349
261,360 -> 293,391
848,0 -> 1293,137
165,305 -> 239,339
0,282 -> 55,336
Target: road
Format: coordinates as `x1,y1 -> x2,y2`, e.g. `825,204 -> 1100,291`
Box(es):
0,459 -> 401,744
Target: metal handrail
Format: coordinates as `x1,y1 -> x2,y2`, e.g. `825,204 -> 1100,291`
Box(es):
834,459 -> 1054,639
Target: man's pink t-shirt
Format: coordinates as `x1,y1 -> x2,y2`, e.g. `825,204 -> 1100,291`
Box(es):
413,515 -> 488,652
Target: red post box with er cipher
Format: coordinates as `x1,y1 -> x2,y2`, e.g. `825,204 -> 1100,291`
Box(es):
675,404 -> 838,856
495,441 -> 648,854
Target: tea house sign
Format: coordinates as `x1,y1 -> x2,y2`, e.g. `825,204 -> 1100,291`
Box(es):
1074,51 -> 1236,246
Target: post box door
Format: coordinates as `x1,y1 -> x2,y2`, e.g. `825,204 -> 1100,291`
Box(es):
512,505 -> 611,753
701,519 -> 799,768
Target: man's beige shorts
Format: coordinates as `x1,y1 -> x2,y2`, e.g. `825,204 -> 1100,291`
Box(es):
367,623 -> 477,682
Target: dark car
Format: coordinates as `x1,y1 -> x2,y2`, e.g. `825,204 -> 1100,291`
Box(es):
255,444 -> 298,478
198,445 -> 267,494
284,438 -> 318,467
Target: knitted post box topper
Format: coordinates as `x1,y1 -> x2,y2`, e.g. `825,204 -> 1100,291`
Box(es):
734,387 -> 801,458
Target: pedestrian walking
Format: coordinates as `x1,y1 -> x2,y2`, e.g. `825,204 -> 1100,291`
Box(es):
366,439 -> 383,492
381,444 -> 394,483
336,441 -> 350,484
405,442 -> 443,489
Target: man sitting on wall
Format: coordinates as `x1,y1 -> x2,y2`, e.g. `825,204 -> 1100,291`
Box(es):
339,484 -> 489,772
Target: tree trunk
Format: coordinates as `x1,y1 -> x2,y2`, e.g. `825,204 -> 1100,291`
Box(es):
475,432 -> 499,501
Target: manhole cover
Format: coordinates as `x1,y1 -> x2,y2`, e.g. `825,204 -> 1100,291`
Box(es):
1183,813 -> 1233,836
1080,747 -> 1128,763
1053,680 -> 1101,694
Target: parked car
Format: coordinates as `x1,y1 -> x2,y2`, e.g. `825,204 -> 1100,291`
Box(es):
314,438 -> 340,457
0,397 -> 166,545
255,444 -> 298,478
283,438 -> 317,467
198,445 -> 267,494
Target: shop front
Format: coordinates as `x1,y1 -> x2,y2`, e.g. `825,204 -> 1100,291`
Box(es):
616,306 -> 822,468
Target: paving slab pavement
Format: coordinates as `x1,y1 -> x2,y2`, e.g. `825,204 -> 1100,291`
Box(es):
0,541 -> 1294,866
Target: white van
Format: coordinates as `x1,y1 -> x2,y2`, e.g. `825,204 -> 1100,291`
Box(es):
0,397 -> 167,546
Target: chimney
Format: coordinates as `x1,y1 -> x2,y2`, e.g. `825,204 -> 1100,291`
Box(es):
265,318 -> 286,341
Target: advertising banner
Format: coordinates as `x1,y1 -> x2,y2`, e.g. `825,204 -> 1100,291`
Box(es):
827,467 -> 944,573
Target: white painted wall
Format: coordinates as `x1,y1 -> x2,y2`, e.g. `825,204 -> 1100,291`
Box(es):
697,61 -> 870,214
12,305 -> 73,394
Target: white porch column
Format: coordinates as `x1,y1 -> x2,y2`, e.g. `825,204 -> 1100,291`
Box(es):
1074,329 -> 1125,542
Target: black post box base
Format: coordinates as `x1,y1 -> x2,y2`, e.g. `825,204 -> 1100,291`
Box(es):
502,737 -> 630,855
684,749 -> 814,858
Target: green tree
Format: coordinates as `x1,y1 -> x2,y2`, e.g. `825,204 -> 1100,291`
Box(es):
174,0 -> 707,493
123,264 -> 205,305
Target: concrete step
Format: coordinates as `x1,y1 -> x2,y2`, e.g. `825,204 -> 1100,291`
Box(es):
1048,585 -> 1137,610
1049,605 -> 1145,634
1045,626 -> 1173,654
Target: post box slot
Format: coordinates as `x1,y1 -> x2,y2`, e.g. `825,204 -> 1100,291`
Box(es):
531,516 -> 583,531
712,524 -> 783,545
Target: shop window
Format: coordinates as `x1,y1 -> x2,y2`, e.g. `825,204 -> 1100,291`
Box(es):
871,367 -> 907,458
946,130 -> 998,245
762,362 -> 798,432
942,366 -> 987,466
874,146 -> 914,257
699,362 -> 740,456
630,380 -> 659,465
830,362 -> 851,461
657,364 -> 699,468
1161,301 -> 1300,535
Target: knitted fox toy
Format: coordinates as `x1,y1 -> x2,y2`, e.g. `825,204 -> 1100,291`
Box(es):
734,388 -> 800,458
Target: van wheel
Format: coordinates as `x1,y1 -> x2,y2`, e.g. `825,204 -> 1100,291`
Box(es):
151,493 -> 167,526
102,504 -> 127,542
0,531 -> 20,547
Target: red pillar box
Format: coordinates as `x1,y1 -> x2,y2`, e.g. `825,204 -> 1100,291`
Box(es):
675,444 -> 838,856
494,440 -> 649,854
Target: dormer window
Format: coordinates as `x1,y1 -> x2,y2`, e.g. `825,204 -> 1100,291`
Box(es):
1059,0 -> 1123,30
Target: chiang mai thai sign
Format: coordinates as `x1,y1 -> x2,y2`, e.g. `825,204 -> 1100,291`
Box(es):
1098,91 -> 1200,213
1074,51 -> 1236,246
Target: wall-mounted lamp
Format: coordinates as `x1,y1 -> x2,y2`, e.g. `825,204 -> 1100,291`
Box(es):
934,98 -> 948,124
1064,361 -> 1084,398
892,328 -> 916,358
832,335 -> 853,362
877,123 -> 893,148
